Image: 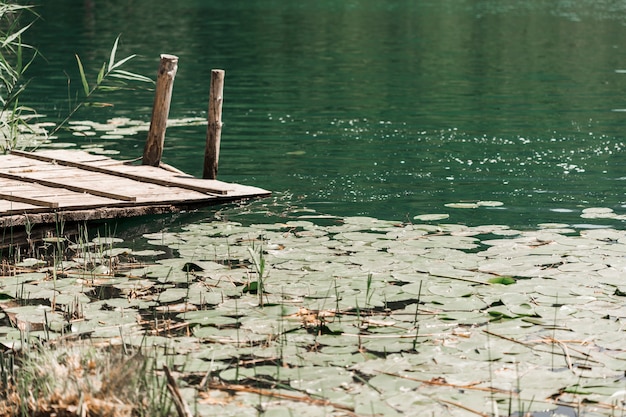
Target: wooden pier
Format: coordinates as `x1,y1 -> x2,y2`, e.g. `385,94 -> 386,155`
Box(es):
0,57 -> 271,230
0,149 -> 270,228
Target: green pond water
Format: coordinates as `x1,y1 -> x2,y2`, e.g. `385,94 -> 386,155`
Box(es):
19,0 -> 626,229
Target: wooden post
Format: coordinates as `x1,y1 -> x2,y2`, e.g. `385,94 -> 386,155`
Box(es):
142,54 -> 178,166
203,69 -> 225,179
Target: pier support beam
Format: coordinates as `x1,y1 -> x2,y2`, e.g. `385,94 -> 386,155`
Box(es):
203,69 -> 225,179
143,54 -> 178,167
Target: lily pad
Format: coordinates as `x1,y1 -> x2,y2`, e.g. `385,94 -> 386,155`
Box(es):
413,213 -> 450,221
444,202 -> 479,209
477,200 -> 504,207
289,366 -> 354,394
488,276 -> 516,285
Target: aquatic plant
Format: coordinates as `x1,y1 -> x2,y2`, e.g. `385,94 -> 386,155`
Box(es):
0,3 -> 39,153
50,34 -> 153,139
0,342 -> 173,416
247,237 -> 268,307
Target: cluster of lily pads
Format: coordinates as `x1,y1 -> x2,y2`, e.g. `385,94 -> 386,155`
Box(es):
1,116 -> 207,155
2,204 -> 626,416
68,117 -> 206,140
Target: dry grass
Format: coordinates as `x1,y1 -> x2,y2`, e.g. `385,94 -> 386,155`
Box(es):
0,343 -> 171,417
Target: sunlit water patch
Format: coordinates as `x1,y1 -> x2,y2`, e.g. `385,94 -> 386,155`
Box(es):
252,118 -> 626,227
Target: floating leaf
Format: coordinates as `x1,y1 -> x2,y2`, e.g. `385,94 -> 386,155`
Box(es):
488,276 -> 516,285
477,200 -> 504,207
582,207 -> 614,214
242,281 -> 259,293
413,213 -> 449,221
131,249 -> 165,257
444,202 -> 479,209
15,258 -> 46,268
614,287 -> 626,297
92,236 -> 124,245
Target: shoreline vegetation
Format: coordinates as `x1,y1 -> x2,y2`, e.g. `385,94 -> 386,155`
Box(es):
1,198 -> 626,416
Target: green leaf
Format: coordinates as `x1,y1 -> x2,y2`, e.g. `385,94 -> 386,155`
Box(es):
1,22 -> 33,48
96,86 -> 124,92
110,69 -> 153,83
75,54 -> 89,96
488,276 -> 516,285
108,35 -> 120,72
109,54 -> 136,71
96,62 -> 105,84
488,310 -> 515,319
243,281 -> 259,293
86,102 -> 113,108
15,38 -> 22,73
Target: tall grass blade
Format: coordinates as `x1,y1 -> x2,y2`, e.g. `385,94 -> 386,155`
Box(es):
110,69 -> 153,83
15,39 -> 22,73
75,54 -> 90,96
108,34 -> 120,72
1,22 -> 33,48
96,62 -> 105,84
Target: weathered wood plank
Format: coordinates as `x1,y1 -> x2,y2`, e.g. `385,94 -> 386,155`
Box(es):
0,171 -> 137,201
0,202 -> 53,215
0,193 -> 59,208
0,179 -> 125,208
11,150 -> 230,195
23,149 -> 112,164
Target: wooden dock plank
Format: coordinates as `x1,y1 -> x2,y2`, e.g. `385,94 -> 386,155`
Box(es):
0,181 -> 124,208
0,171 -> 138,202
11,150 -> 231,195
0,193 -> 59,208
0,150 -> 271,227
13,171 -> 220,203
12,149 -> 110,163
0,201 -> 39,212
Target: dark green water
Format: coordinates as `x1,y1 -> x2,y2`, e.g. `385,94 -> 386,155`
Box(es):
20,0 -> 626,228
